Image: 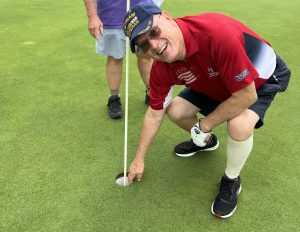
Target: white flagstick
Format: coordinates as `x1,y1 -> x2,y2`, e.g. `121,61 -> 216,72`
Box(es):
123,0 -> 130,186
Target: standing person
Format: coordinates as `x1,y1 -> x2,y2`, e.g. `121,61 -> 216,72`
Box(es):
123,3 -> 291,218
83,0 -> 155,119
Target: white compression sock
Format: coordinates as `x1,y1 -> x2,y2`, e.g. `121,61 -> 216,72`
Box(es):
225,134 -> 253,179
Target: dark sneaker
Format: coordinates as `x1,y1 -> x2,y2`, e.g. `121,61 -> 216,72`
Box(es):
107,95 -> 122,119
211,175 -> 242,219
174,134 -> 219,157
145,89 -> 150,105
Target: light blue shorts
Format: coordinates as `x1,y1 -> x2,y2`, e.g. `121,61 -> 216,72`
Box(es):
152,0 -> 164,6
96,29 -> 126,59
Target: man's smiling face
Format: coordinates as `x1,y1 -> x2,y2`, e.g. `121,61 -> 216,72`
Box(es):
135,13 -> 186,63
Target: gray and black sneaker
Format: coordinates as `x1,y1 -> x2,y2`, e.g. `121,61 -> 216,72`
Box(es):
174,134 -> 219,157
107,95 -> 122,119
211,175 -> 242,219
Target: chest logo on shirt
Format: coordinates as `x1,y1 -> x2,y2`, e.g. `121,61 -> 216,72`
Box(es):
176,67 -> 197,84
208,67 -> 220,78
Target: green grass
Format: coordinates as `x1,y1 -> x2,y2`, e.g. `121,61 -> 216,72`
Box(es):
1,0 -> 299,231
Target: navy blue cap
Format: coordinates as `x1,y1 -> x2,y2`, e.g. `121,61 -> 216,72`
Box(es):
123,3 -> 162,53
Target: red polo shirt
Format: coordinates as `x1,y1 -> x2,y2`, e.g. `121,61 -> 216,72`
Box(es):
149,13 -> 274,110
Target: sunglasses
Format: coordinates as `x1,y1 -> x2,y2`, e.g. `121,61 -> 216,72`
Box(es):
135,15 -> 161,53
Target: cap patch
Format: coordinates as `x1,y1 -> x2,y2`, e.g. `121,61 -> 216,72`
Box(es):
124,12 -> 139,37
138,20 -> 152,36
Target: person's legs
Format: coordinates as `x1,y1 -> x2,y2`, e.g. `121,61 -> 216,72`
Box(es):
136,53 -> 152,105
225,109 -> 259,178
106,56 -> 123,119
96,29 -> 126,119
211,109 -> 259,218
106,56 -> 123,95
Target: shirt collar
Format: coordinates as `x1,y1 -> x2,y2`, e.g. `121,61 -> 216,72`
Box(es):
174,18 -> 199,58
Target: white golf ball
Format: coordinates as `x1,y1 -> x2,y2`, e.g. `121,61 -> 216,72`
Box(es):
115,172 -> 131,186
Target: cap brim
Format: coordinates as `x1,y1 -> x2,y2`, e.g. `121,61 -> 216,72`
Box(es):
130,16 -> 154,53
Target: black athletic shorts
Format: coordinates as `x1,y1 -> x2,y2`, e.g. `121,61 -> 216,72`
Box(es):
178,55 -> 291,128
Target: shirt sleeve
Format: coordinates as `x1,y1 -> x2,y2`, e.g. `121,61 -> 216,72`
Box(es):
149,62 -> 173,110
211,27 -> 259,94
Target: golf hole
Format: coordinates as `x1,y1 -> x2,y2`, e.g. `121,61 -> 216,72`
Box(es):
115,172 -> 130,186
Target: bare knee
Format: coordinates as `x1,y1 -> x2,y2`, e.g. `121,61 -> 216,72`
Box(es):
228,119 -> 253,141
107,56 -> 123,65
166,100 -> 184,123
227,110 -> 259,141
166,97 -> 198,122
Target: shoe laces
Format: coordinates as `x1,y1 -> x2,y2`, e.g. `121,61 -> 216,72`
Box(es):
217,178 -> 235,201
108,97 -> 121,110
185,139 -> 199,149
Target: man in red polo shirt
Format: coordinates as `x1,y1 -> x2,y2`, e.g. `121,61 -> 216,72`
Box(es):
123,3 -> 291,218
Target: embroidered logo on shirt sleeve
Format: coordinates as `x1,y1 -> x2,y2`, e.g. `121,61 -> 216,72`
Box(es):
235,69 -> 249,81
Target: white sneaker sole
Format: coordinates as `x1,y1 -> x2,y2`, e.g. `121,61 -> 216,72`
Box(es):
211,185 -> 242,219
175,140 -> 219,157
